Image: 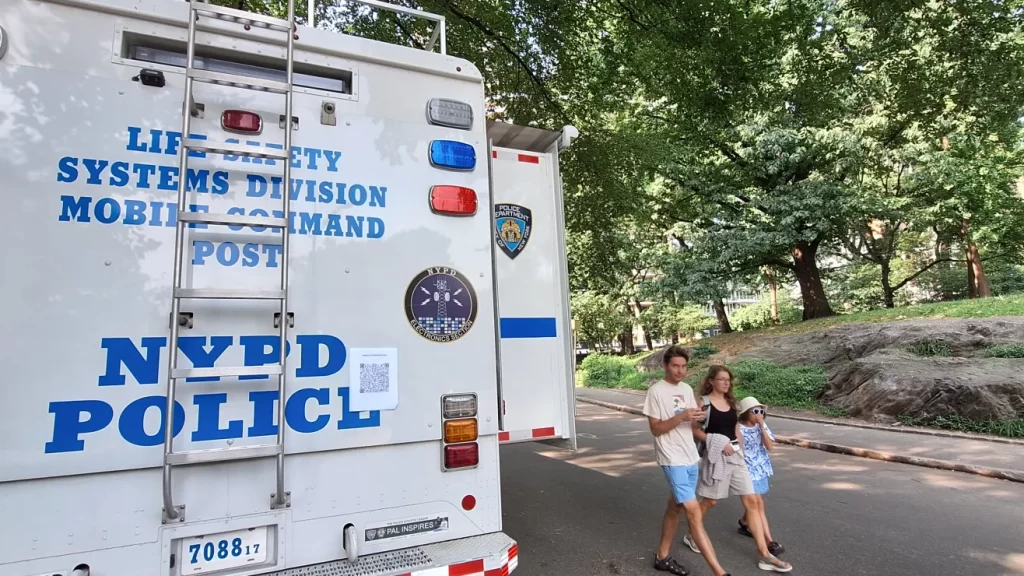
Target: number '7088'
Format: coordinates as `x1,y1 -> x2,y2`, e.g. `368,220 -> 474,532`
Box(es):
188,539 -> 260,564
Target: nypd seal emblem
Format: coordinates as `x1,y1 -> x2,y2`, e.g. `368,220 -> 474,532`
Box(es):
404,267 -> 478,343
494,203 -> 532,259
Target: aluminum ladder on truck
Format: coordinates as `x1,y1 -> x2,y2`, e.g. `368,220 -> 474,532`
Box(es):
161,0 -> 298,524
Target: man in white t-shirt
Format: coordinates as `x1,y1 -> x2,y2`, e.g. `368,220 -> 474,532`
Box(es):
644,346 -> 731,576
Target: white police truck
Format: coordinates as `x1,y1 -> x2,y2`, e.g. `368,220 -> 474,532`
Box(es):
0,0 -> 578,574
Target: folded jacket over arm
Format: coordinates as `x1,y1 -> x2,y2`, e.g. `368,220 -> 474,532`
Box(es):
700,433 -> 731,485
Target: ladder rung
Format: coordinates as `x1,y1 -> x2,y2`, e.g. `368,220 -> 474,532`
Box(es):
171,365 -> 283,379
178,211 -> 287,229
192,2 -> 293,33
166,444 -> 282,466
175,288 -> 285,300
189,68 -> 290,94
183,138 -> 289,160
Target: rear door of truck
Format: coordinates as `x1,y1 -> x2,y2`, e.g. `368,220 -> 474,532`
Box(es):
487,121 -> 577,449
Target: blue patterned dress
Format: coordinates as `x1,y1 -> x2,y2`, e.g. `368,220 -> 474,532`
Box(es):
739,423 -> 775,482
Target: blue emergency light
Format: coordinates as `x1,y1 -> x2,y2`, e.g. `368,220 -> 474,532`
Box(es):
429,140 -> 476,171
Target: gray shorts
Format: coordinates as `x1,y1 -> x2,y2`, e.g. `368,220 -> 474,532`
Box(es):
697,450 -> 755,500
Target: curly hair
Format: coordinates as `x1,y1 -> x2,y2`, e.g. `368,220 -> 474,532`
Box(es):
698,365 -> 738,409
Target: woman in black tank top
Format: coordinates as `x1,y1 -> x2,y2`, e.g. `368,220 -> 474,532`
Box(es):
705,402 -> 739,441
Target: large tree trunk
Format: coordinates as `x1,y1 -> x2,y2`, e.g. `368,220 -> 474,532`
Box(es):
767,269 -> 780,324
792,240 -> 835,319
711,298 -> 733,333
880,261 -> 895,308
629,298 -> 653,351
961,220 -> 992,299
620,325 -> 635,354
966,241 -> 992,298
934,226 -> 949,262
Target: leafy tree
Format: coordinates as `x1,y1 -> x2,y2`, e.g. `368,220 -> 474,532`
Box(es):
570,291 -> 628,348
840,0 -> 1024,300
210,0 -> 1024,318
640,302 -> 717,343
650,223 -> 750,333
731,295 -> 803,331
578,0 -> 1024,316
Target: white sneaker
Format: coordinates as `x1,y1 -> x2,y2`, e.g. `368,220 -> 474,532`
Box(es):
682,534 -> 701,554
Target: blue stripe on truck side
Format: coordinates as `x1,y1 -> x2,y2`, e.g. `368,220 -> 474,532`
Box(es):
499,317 -> 558,339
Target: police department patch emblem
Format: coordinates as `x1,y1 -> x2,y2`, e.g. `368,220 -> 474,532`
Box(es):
494,203 -> 532,259
404,267 -> 478,343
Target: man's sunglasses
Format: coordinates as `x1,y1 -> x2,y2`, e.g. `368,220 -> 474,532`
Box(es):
751,408 -> 766,415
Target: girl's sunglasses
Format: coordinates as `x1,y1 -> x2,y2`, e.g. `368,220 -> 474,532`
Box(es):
751,408 -> 766,415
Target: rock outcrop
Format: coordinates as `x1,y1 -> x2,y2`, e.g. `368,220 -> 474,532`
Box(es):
821,350 -> 1024,422
636,346 -> 680,372
737,317 -> 1024,422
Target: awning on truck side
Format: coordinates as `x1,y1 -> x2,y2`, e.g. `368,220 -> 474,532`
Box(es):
486,121 -> 579,152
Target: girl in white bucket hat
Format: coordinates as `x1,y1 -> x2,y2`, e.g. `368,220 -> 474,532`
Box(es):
737,396 -> 785,557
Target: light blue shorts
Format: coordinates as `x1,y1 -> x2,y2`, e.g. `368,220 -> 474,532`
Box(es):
662,464 -> 700,504
752,476 -> 770,495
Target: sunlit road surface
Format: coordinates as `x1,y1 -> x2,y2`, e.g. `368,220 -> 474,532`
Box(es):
500,403 -> 1024,576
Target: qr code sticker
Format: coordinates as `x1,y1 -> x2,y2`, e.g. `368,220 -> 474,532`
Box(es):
359,362 -> 390,394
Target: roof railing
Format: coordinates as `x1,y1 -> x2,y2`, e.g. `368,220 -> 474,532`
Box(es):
304,0 -> 446,54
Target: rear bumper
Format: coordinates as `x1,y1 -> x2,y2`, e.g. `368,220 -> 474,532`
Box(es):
267,532 -> 517,576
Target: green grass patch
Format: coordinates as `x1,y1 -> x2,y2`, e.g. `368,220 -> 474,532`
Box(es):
786,293 -> 1024,330
702,294 -> 1024,358
727,360 -> 829,410
816,406 -> 850,418
581,354 -> 831,411
577,354 -> 660,390
897,414 -> 1024,438
984,343 -> 1024,358
906,339 -> 952,357
690,343 -> 718,361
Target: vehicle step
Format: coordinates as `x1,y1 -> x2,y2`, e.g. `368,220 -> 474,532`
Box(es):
188,68 -> 290,94
177,211 -> 287,229
175,288 -> 285,300
183,138 -> 289,160
166,443 -> 282,466
265,532 -> 517,576
171,365 -> 283,380
192,2 -> 292,32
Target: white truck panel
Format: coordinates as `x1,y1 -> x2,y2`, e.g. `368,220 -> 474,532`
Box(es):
0,0 -> 523,574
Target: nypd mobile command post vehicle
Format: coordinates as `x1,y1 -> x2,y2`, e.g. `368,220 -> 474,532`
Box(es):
0,0 -> 578,574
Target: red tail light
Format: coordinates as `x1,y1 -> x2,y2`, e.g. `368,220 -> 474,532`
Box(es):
429,186 -> 477,216
444,443 -> 479,469
221,110 -> 262,134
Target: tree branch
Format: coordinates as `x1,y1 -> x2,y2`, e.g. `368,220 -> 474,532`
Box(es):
716,143 -> 747,167
442,1 -> 570,124
890,258 -> 952,292
391,13 -> 426,50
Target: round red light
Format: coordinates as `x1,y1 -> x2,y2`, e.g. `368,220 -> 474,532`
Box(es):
461,495 -> 477,511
